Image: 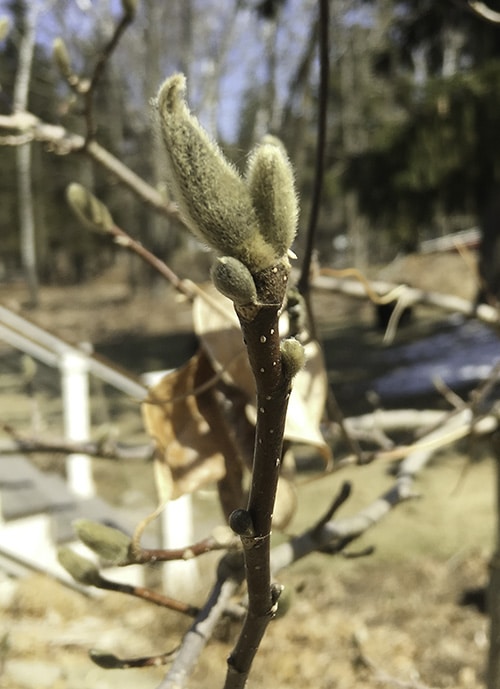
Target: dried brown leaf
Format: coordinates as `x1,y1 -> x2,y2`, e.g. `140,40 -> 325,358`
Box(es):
142,350 -> 235,500
193,287 -> 332,463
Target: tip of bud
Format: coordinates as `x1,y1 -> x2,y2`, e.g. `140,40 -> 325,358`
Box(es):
156,73 -> 187,116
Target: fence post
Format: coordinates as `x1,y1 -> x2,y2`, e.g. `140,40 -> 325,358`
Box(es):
161,494 -> 200,597
60,350 -> 94,498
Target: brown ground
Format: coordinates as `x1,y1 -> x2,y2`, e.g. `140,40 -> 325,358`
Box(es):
0,251 -> 496,688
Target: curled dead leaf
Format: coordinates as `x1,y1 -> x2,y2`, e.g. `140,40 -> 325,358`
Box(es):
142,350 -> 233,500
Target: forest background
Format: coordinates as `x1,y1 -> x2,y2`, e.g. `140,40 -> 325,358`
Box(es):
2,0 -> 500,299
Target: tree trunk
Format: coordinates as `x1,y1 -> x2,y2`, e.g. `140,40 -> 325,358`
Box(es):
487,431 -> 500,689
16,142 -> 38,306
13,2 -> 40,307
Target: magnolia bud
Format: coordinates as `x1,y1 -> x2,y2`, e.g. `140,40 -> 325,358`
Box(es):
53,38 -> 71,77
66,183 -> 115,233
229,508 -> 255,537
73,519 -> 131,565
280,337 -> 305,379
57,547 -> 102,586
0,17 -> 11,42
211,256 -> 257,306
156,74 -> 277,272
246,140 -> 298,258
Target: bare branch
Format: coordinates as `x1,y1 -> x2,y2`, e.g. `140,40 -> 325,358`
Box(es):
0,113 -> 179,219
466,0 -> 500,23
312,272 -> 500,326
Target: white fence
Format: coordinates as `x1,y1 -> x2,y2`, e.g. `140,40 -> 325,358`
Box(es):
0,304 -> 199,593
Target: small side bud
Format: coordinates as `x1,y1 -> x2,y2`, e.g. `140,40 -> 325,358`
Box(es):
57,547 -> 102,586
246,140 -> 298,259
280,337 -> 305,379
229,508 -> 255,537
121,0 -> 137,19
211,256 -> 257,306
66,183 -> 115,233
73,519 -> 131,565
52,38 -> 71,77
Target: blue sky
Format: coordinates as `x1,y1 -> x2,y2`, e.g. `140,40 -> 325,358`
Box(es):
0,0 -> 320,143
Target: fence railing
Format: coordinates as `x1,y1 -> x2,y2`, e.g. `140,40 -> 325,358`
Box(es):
0,303 -> 199,593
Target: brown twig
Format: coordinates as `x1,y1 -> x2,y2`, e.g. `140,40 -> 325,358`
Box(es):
90,647 -> 178,669
93,572 -> 199,617
82,8 -> 135,144
0,424 -> 154,461
131,536 -> 231,564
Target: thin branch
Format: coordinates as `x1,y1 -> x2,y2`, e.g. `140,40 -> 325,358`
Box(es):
90,647 -> 177,670
82,8 -> 135,144
91,571 -> 199,617
0,113 -> 179,219
0,424 -> 154,461
297,0 -> 330,295
466,0 -> 500,23
312,271 -> 500,326
156,553 -> 245,689
131,536 -> 232,565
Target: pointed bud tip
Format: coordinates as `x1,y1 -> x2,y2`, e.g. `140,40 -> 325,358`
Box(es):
156,73 -> 187,116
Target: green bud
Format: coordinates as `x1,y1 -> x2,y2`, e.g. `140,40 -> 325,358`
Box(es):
155,74 -> 277,272
211,256 -> 258,306
121,0 -> 138,19
52,38 -> 71,77
66,183 -> 115,233
57,547 -> 102,586
280,337 -> 305,379
246,140 -> 298,258
0,17 -> 10,42
73,519 -> 131,565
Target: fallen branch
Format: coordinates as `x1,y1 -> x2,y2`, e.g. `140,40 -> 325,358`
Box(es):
312,273 -> 500,326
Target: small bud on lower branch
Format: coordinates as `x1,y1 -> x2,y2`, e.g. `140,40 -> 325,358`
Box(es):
57,547 -> 102,586
73,519 -> 132,565
66,183 -> 115,234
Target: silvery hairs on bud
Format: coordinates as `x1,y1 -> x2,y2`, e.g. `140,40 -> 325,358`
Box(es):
246,139 -> 298,259
155,74 -> 298,274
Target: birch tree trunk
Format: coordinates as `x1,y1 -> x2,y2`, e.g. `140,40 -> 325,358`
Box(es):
13,1 -> 40,307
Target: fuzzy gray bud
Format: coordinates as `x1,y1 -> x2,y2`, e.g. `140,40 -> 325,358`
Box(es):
58,547 -> 102,586
73,519 -> 131,564
246,139 -> 298,258
211,256 -> 258,305
66,183 -> 115,234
